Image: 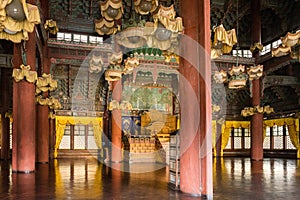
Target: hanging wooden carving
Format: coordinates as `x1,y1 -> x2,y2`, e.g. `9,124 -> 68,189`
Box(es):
211,24 -> 237,59
100,0 -> 123,21
134,0 -> 158,15
89,53 -> 104,73
12,64 -> 37,83
44,19 -> 59,35
95,18 -> 118,35
36,73 -> 58,94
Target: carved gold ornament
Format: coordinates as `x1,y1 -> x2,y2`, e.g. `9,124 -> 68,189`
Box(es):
105,52 -> 123,81
212,104 -> 221,113
89,53 -> 104,73
100,0 -> 123,21
250,42 -> 263,53
241,105 -> 274,117
247,65 -> 263,80
162,51 -> 179,63
142,4 -> 183,51
109,51 -> 123,64
44,19 -> 58,35
48,111 -> 56,119
124,55 -> 139,74
211,24 -> 237,58
105,66 -> 123,81
281,31 -> 300,47
272,46 -> 291,57
134,0 -> 158,15
108,100 -> 120,111
272,30 -> 300,59
36,73 -> 58,94
213,70 -> 227,83
153,5 -> 183,33
0,0 -> 40,43
12,64 -> 37,83
36,96 -> 62,110
95,18 -> 118,35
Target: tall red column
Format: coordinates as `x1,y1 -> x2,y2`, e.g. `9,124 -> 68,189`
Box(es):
36,103 -> 50,163
1,68 -> 11,160
13,31 -> 37,172
36,59 -> 50,163
12,43 -> 22,172
111,81 -> 122,162
250,0 -> 263,161
179,0 -> 212,197
36,0 -> 50,164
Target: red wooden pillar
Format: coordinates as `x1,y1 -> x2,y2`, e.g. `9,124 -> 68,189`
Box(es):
250,0 -> 263,161
179,0 -> 212,197
36,59 -> 50,163
1,68 -> 11,160
36,0 -> 50,164
111,81 -> 122,162
13,30 -> 37,173
12,43 -> 22,172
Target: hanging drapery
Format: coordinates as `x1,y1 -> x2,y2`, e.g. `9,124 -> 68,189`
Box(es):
54,116 -> 103,158
264,118 -> 300,158
221,121 -> 250,156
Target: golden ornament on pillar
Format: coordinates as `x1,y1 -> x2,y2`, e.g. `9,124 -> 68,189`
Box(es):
36,73 -> 58,94
12,64 -> 37,83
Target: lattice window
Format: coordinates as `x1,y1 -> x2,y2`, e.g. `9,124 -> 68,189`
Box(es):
232,128 -> 243,149
74,125 -> 85,136
244,128 -> 251,149
74,136 -> 85,149
88,136 -> 98,149
60,136 -> 70,149
59,125 -> 71,149
274,136 -> 284,149
234,137 -> 242,149
263,136 -> 271,149
263,126 -> 271,149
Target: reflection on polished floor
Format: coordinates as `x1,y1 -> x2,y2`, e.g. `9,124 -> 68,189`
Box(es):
1,157 -> 300,200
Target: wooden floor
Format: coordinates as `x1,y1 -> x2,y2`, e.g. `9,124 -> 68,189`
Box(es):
1,157 -> 300,199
